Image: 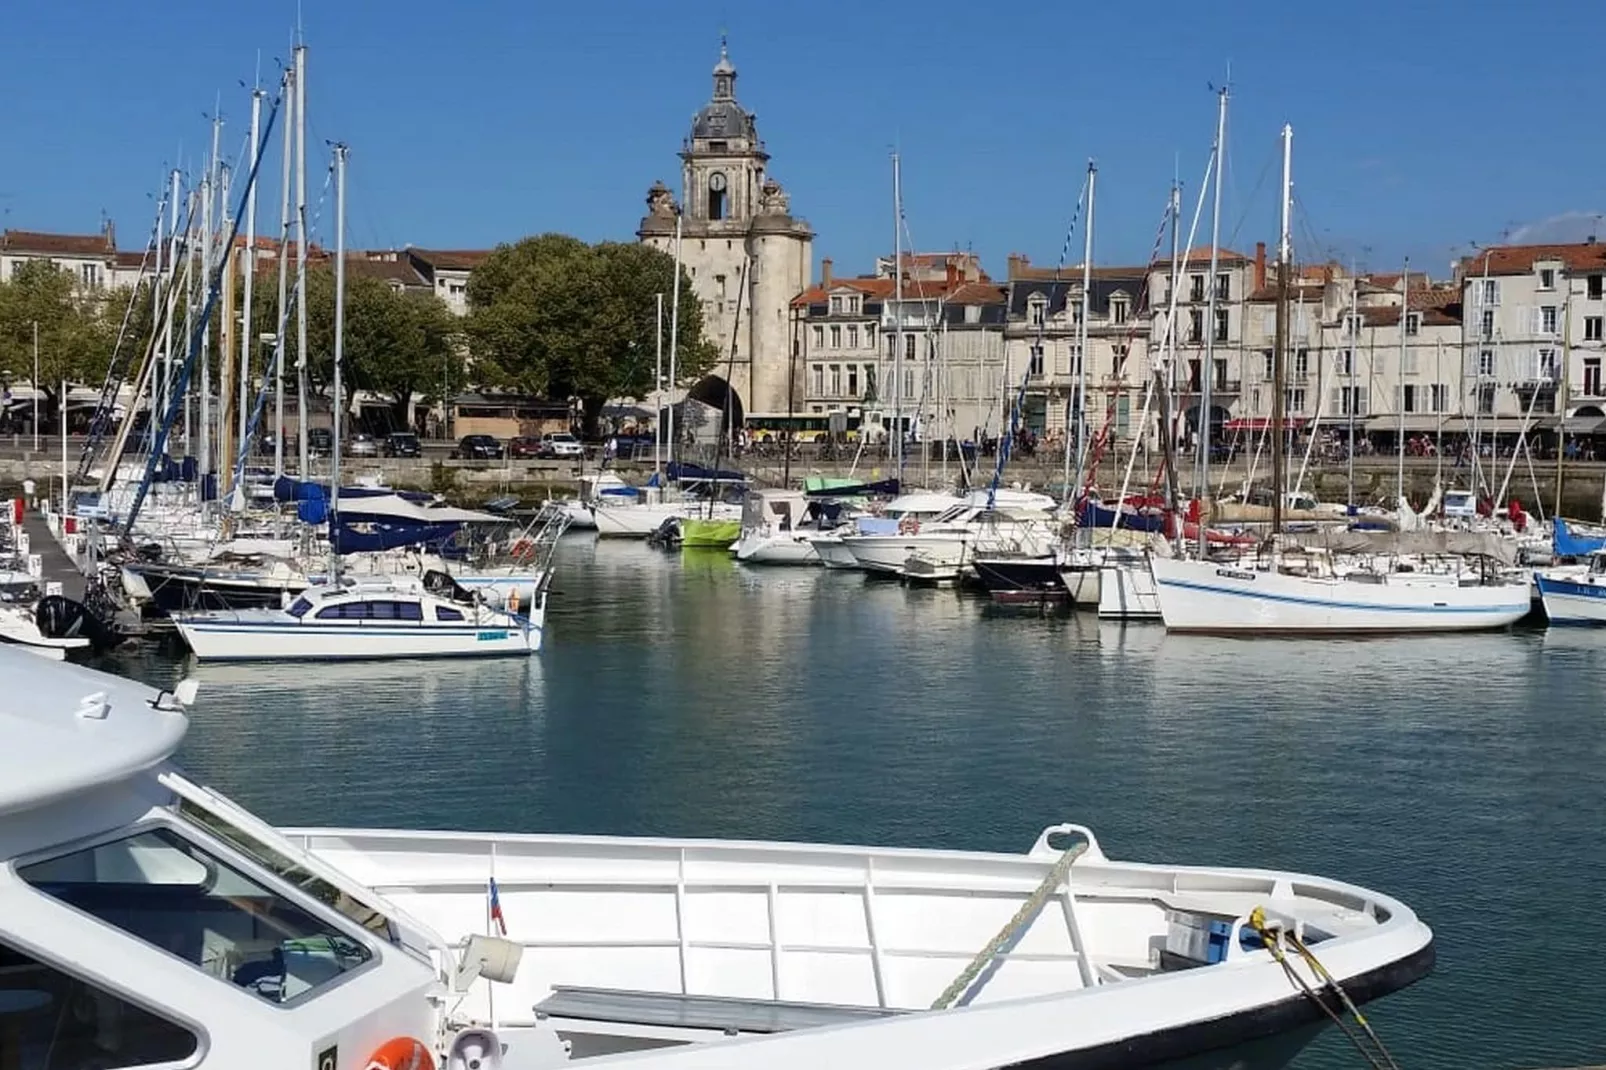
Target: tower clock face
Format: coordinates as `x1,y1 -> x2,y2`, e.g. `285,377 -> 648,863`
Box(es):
709,172 -> 727,192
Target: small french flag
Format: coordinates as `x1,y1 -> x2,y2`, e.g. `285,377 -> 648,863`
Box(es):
488,877 -> 508,936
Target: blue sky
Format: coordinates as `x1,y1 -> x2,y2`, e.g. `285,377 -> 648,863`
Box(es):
3,0 -> 1602,281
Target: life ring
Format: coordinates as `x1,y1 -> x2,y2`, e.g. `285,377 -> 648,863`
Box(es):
898,516 -> 920,535
365,1037 -> 435,1070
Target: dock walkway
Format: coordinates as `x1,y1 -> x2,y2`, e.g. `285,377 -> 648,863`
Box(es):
19,507 -> 86,601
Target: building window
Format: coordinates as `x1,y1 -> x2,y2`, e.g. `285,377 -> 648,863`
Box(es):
847,365 -> 859,397
1480,309 -> 1495,339
1286,387 -> 1307,413
1116,394 -> 1131,436
1539,267 -> 1556,290
1590,275 -> 1604,300
811,364 -> 823,396
1188,309 -> 1203,343
1405,312 -> 1420,336
1586,316 -> 1603,342
1337,349 -> 1353,377
903,370 -> 915,399
1476,383 -> 1496,413
1337,385 -> 1368,416
1214,309 -> 1229,342
1027,296 -> 1046,327
1112,297 -> 1129,325
1344,314 -> 1362,338
811,325 -> 823,348
848,295 -> 861,314
904,334 -> 916,359
1398,384 -> 1418,413
1478,349 -> 1495,377
846,325 -> 859,348
830,325 -> 842,348
1113,345 -> 1129,378
1293,349 -> 1310,381
1190,274 -> 1205,302
1213,357 -> 1228,390
1029,344 -> 1045,377
1402,347 -> 1418,375
1585,357 -> 1603,396
1216,273 -> 1230,301
829,295 -> 843,314
80,263 -> 101,289
829,364 -> 841,396
1481,279 -> 1499,305
1541,305 -> 1559,334
1431,383 -> 1449,412
1536,347 -> 1559,381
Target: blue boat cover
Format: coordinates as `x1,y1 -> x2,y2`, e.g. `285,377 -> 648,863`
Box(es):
1554,518 -> 1606,558
666,461 -> 746,483
1078,501 -> 1165,533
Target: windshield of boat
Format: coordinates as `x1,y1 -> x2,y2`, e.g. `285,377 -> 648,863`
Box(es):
18,823 -> 375,1006
286,596 -> 313,618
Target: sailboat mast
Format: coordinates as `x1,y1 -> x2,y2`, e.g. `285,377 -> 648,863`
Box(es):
1346,277 -> 1357,511
1270,123 -> 1293,538
892,151 -> 904,475
667,209 -> 683,469
273,68 -> 293,479
162,169 -> 180,450
1066,160 -> 1096,506
240,86 -> 263,468
330,143 -> 348,573
655,291 -> 664,480
293,42 -> 309,478
1196,88 -> 1228,553
1397,256 -> 1409,507
200,112 -> 221,487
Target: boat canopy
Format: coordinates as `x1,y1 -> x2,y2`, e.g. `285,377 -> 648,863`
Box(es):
273,477 -> 430,503
659,461 -> 747,484
804,477 -> 900,498
328,494 -> 508,555
1301,529 -> 1518,566
1554,518 -> 1606,558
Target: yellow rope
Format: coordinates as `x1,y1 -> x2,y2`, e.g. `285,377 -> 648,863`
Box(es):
930,838 -> 1088,1011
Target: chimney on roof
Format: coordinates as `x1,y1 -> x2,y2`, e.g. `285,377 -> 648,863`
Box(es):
1254,242 -> 1267,292
1007,252 -> 1028,278
945,260 -> 959,287
103,219 -> 116,251
821,257 -> 832,288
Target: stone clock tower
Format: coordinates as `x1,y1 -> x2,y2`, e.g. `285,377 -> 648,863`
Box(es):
638,40 -> 813,426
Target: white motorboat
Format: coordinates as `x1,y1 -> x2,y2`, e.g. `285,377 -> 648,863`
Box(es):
1149,553 -> 1531,634
843,498 -> 1058,577
170,572 -> 541,661
810,490 -> 967,569
733,490 -> 821,565
1,648 -> 1435,1070
1535,550 -> 1606,625
594,499 -> 743,538
0,601 -> 90,660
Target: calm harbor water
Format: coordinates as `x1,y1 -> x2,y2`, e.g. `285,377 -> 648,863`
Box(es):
101,537 -> 1605,1070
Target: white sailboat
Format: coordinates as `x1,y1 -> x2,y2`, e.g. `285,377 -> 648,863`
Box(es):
1150,124 -> 1530,635
2,648 -> 1435,1070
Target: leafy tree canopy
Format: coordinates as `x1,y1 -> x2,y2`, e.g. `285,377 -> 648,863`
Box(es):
0,260 -> 140,422
465,234 -> 717,436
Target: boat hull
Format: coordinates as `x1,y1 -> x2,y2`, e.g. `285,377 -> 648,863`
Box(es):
680,518 -> 742,550
844,533 -> 971,575
172,609 -> 542,661
972,556 -> 1063,594
1535,572 -> 1606,625
808,535 -> 860,569
1059,564 -> 1102,607
734,531 -> 819,565
126,563 -> 298,613
1098,564 -> 1162,620
1151,556 -> 1531,634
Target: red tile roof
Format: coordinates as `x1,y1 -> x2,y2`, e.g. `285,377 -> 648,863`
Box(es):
1,229 -> 115,257
1460,242 -> 1606,278
791,276 -> 1003,308
1152,246 -> 1250,267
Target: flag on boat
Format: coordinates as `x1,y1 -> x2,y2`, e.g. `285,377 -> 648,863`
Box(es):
488,877 -> 508,936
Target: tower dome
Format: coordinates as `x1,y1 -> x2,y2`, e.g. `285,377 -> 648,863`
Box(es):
690,38 -> 755,141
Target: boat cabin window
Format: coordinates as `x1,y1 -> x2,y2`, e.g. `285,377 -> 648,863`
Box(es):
19,826 -> 374,1006
0,936 -> 198,1068
435,606 -> 465,621
286,596 -> 313,618
314,600 -> 424,621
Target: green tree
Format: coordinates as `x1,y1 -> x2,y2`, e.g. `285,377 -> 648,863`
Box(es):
0,260 -> 118,428
250,267 -> 462,432
466,234 -> 716,438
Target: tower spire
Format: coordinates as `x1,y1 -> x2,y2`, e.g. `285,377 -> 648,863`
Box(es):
712,33 -> 735,100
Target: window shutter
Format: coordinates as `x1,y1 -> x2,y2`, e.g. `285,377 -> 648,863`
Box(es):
1330,387 -> 1342,413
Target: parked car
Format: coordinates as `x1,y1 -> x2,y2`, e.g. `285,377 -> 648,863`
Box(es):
537,432 -> 585,460
346,433 -> 381,458
452,434 -> 504,460
383,432 -> 422,458
306,428 -> 333,457
508,435 -> 542,459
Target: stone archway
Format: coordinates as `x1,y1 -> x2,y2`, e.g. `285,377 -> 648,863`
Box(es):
686,374 -> 745,434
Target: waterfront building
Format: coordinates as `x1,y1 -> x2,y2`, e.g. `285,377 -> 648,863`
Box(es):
0,224 -> 149,291
788,254 -> 1006,445
1005,254 -> 1154,450
636,40 -> 813,430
